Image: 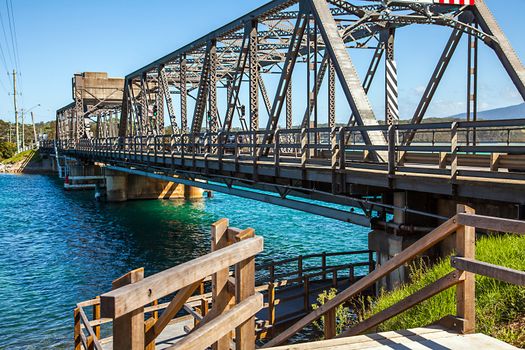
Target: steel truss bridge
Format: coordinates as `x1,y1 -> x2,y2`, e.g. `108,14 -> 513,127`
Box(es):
45,0 -> 525,229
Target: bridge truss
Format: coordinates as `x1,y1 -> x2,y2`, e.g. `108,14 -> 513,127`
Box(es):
51,0 -> 525,227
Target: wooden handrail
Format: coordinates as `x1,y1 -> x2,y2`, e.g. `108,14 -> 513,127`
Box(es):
451,257 -> 525,286
338,271 -> 463,338
167,293 -> 263,350
262,216 -> 459,347
457,213 -> 525,234
101,236 -> 263,319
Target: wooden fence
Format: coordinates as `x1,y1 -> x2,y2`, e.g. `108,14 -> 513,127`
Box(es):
263,205 -> 525,347
75,219 -> 263,350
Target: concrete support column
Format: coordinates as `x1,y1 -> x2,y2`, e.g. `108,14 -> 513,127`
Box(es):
369,192 -> 430,292
105,169 -> 128,202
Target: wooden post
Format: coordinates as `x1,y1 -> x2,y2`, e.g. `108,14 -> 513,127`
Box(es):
201,298 -> 209,317
298,256 -> 303,278
456,204 -> 476,334
324,308 -> 336,339
303,276 -> 310,312
211,218 -> 234,350
152,300 -> 159,320
349,265 -> 355,284
369,251 -> 375,274
322,252 -> 327,280
268,282 -> 276,327
93,298 -> 101,338
74,308 -> 81,350
111,268 -> 145,350
235,248 -> 256,349
332,269 -> 338,288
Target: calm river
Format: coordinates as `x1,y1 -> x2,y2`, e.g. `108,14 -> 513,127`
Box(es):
0,173 -> 369,349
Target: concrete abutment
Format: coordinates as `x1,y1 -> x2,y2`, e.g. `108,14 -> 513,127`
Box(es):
104,168 -> 204,202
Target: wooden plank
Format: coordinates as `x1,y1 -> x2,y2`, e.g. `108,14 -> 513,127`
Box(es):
111,268 -> 144,350
101,236 -> 263,318
457,213 -> 525,235
339,271 -> 463,337
145,280 -> 203,347
212,218 -> 234,350
166,293 -> 263,350
262,216 -> 459,348
451,257 -> 525,286
456,205 -> 476,334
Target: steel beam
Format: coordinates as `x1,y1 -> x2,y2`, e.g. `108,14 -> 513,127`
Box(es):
180,56 -> 188,132
404,29 -> 462,145
191,41 -> 213,134
309,0 -> 386,157
249,20 -> 259,132
260,5 -> 308,155
475,0 -> 525,101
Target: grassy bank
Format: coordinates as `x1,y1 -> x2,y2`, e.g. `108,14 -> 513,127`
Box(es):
357,234 -> 525,347
1,149 -> 37,165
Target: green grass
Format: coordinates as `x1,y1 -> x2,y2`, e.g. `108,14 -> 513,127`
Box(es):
357,234 -> 525,347
1,149 -> 35,164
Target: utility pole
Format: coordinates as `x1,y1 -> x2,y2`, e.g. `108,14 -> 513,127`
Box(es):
31,111 -> 37,147
21,109 -> 25,149
12,69 -> 19,153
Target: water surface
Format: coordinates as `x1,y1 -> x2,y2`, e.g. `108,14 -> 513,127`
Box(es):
0,174 -> 368,349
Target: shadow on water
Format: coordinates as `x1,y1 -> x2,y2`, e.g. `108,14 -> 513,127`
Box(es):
0,174 -> 369,349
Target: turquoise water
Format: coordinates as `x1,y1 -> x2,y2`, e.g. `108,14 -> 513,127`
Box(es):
0,174 -> 369,349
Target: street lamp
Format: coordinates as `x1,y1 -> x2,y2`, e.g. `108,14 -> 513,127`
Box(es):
20,104 -> 41,149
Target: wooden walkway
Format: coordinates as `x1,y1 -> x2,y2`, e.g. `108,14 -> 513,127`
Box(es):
265,326 -> 518,349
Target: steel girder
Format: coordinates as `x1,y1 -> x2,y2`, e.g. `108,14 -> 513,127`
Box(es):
107,0 -> 524,162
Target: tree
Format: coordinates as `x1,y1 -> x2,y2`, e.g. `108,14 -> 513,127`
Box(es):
0,141 -> 16,161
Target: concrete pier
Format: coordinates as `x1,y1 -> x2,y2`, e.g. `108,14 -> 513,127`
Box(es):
104,168 -> 204,202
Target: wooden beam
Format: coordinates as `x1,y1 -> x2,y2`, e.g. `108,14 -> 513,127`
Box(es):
101,236 -> 263,318
111,268 -> 144,350
451,257 -> 525,286
457,213 -> 525,235
456,204 -> 476,334
145,280 -> 203,347
165,293 -> 263,350
262,216 -> 459,347
338,271 -> 463,337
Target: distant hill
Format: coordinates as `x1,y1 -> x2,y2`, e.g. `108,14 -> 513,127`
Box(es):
450,103 -> 525,120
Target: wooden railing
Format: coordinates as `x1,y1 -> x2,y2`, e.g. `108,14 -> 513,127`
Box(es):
41,118 -> 525,183
73,248 -> 374,346
74,219 -> 264,350
259,250 -> 374,329
263,206 -> 525,347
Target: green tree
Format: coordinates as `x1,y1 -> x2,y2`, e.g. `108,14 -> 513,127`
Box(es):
0,141 -> 16,161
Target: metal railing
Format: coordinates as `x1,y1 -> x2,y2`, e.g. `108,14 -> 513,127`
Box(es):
40,118 -> 525,183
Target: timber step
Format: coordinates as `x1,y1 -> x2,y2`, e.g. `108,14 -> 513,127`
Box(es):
265,326 -> 518,349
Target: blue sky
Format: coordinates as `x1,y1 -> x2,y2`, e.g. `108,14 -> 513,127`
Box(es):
0,0 -> 524,124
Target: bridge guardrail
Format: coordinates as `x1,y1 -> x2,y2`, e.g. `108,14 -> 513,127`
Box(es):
42,118 -> 525,183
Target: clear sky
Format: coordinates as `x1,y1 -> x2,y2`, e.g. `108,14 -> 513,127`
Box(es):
0,0 -> 524,124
